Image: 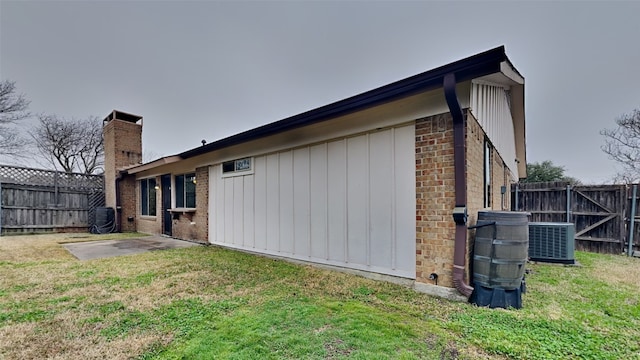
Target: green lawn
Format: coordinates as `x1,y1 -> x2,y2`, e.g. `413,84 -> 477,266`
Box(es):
1,233 -> 639,359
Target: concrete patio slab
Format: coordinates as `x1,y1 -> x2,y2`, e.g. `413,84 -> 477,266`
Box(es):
63,236 -> 201,260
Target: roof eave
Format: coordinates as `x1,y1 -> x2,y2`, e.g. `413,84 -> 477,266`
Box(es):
126,156 -> 182,174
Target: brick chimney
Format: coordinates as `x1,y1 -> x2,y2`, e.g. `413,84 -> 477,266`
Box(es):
103,110 -> 142,231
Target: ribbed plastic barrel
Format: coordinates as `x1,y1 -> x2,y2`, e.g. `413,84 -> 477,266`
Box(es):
472,211 -> 529,290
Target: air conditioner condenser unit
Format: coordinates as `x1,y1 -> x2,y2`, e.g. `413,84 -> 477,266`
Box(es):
528,222 -> 575,264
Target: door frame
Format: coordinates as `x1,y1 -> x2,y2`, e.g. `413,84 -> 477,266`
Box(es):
161,174 -> 172,236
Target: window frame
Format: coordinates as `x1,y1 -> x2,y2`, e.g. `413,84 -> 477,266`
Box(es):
484,140 -> 492,209
221,157 -> 254,178
140,177 -> 157,216
175,172 -> 196,209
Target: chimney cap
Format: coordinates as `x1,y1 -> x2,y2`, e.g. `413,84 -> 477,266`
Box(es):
103,110 -> 142,124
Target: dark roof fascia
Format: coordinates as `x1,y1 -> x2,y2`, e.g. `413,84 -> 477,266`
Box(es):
179,46 -> 508,159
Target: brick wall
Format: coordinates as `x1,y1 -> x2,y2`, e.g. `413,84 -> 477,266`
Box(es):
119,175 -> 138,232
103,117 -> 142,232
465,112 -> 514,286
496,150 -> 516,210
465,112 -> 485,279
168,166 -> 209,243
169,217 -> 191,241
491,147 -> 506,210
103,119 -> 142,208
415,113 -> 456,286
416,111 -> 514,288
136,176 -> 161,234
103,122 -> 116,209
194,166 -> 209,242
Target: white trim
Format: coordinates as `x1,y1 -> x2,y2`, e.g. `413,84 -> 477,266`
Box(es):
221,168 -> 254,178
221,157 -> 255,178
500,61 -> 525,85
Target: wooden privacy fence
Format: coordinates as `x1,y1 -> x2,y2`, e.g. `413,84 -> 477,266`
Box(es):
0,165 -> 105,235
512,181 -> 640,255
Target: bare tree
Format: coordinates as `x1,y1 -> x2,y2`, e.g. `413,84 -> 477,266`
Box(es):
143,150 -> 164,163
76,117 -> 104,174
30,114 -> 104,174
0,80 -> 30,158
601,108 -> 640,183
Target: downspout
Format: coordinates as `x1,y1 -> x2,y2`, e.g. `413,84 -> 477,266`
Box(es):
444,73 -> 474,298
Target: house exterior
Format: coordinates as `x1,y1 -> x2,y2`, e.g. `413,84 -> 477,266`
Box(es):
103,46 -> 526,299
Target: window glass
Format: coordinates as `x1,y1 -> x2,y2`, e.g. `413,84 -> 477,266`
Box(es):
175,173 -> 196,208
185,174 -> 196,208
140,178 -> 156,216
141,179 -> 148,215
484,141 -> 492,208
222,158 -> 252,174
222,161 -> 235,173
175,174 -> 185,208
148,178 -> 156,216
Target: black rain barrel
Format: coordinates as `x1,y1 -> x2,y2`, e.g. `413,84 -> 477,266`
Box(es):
91,207 -> 116,234
95,207 -> 115,228
470,211 -> 529,309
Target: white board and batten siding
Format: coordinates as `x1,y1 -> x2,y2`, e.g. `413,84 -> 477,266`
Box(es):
209,125 -> 416,279
470,81 -> 519,179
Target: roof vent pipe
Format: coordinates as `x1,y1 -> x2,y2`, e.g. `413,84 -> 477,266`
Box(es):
444,73 -> 474,298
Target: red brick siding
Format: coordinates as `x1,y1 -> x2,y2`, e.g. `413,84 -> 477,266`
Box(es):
465,113 -> 487,279
118,175 -> 138,232
416,111 -> 514,288
103,120 -> 142,208
466,113 -> 514,283
169,166 -> 209,243
136,176 -> 161,234
415,113 -> 456,286
103,118 -> 142,232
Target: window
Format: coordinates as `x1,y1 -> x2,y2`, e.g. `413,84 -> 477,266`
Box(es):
484,140 -> 492,208
222,157 -> 252,176
140,178 -> 157,216
175,173 -> 196,208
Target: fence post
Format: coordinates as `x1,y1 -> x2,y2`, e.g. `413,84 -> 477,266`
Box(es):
54,170 -> 59,206
0,181 -> 2,236
628,184 -> 637,256
566,184 -> 571,223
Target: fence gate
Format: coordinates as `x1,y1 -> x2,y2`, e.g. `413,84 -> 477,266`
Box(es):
512,182 -> 632,255
0,165 -> 105,235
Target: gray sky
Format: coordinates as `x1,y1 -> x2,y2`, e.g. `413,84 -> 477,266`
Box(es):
1,1 -> 639,184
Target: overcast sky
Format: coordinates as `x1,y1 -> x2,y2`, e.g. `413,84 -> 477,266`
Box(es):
1,1 -> 639,184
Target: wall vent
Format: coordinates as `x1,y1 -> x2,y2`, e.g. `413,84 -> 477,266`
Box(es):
528,222 -> 575,264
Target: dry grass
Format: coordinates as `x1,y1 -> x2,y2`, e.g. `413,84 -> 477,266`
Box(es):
2,233 -> 639,359
0,233 -> 315,358
0,233 -> 76,262
588,253 -> 640,290
0,233 -> 180,359
0,232 -> 463,359
0,232 -> 148,263
0,315 -> 170,360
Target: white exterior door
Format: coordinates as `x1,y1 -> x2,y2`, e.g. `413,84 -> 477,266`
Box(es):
209,124 -> 416,278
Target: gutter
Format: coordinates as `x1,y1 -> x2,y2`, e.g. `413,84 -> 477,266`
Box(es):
444,73 -> 474,298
